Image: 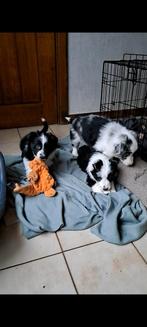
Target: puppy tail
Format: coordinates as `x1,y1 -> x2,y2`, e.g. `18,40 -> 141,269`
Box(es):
40,117 -> 48,133
65,116 -> 76,123
65,116 -> 71,123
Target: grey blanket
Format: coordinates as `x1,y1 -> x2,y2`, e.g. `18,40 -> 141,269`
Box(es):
5,136 -> 147,245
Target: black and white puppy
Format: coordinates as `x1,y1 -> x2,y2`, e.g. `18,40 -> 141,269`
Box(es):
66,115 -> 138,166
77,145 -> 119,194
20,118 -> 58,175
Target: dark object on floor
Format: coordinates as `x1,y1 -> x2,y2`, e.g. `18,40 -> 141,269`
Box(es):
138,120 -> 147,162
0,152 -> 6,219
120,117 -> 147,162
120,117 -> 140,133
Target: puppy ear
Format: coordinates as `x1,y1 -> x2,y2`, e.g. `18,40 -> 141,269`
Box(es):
77,145 -> 93,172
20,133 -> 35,159
110,157 -> 119,164
114,144 -> 121,154
115,140 -> 129,154
93,160 -> 103,171
130,130 -> 137,139
78,145 -> 92,157
109,157 -> 119,169
126,137 -> 132,145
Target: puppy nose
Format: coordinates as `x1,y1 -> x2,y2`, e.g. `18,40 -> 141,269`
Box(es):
40,154 -> 46,159
103,187 -> 109,191
128,161 -> 134,167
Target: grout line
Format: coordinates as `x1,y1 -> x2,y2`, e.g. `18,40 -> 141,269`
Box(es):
62,239 -> 104,254
0,251 -> 62,272
56,232 -> 79,294
48,125 -> 55,134
0,233 -> 103,272
17,128 -> 21,140
132,243 -> 147,264
0,238 -> 103,272
49,124 -> 70,138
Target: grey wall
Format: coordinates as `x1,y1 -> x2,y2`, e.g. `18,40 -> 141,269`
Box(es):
68,33 -> 147,114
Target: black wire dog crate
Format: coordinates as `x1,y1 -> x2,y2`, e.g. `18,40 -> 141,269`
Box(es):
100,53 -> 147,120
99,54 -> 147,161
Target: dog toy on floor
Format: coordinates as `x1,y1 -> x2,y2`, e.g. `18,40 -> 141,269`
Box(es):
13,158 -> 56,197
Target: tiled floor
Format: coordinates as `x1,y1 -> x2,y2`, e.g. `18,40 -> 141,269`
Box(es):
0,124 -> 147,294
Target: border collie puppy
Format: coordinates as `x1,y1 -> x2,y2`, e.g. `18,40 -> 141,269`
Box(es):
77,145 -> 119,194
20,118 -> 58,175
66,115 -> 138,166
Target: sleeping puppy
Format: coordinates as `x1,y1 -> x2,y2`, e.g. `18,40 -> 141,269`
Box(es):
77,145 -> 119,194
66,115 -> 138,166
20,118 -> 58,176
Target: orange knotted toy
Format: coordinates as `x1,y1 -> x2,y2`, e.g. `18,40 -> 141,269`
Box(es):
14,158 -> 56,197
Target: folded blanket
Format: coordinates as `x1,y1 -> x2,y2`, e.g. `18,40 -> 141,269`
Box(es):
4,136 -> 147,245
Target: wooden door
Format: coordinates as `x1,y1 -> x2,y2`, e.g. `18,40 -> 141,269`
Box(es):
0,33 -> 68,128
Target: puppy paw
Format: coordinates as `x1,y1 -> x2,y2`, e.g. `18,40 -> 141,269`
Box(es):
72,148 -> 78,157
121,157 -> 134,166
110,182 -> 116,193
91,183 -> 101,193
13,183 -> 20,192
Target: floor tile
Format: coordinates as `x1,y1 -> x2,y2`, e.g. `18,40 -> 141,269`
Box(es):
133,232 -> 147,262
119,157 -> 147,206
0,143 -> 21,155
0,223 -> 61,269
50,124 -> 70,138
0,254 -> 76,294
57,229 -> 101,251
18,124 -> 70,139
18,126 -> 42,138
65,242 -> 147,294
0,129 -> 20,144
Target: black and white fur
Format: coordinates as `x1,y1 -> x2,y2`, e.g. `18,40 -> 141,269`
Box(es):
20,118 -> 58,175
66,115 -> 138,166
77,145 -> 119,194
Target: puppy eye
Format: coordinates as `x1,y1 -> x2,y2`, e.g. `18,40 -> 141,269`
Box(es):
108,173 -> 112,181
35,144 -> 41,150
96,176 -> 102,181
44,143 -> 49,150
124,151 -> 131,158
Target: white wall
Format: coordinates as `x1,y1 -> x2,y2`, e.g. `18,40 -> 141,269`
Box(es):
68,33 -> 147,114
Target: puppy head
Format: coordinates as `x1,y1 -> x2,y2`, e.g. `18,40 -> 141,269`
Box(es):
114,132 -> 138,166
87,152 -> 118,194
20,118 -> 58,160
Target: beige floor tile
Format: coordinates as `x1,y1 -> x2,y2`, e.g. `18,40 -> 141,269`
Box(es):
57,229 -> 101,250
50,124 -> 70,138
18,126 -> 42,138
0,143 -> 21,155
119,157 -> 147,206
0,254 -> 76,294
3,207 -> 18,226
0,223 -> 61,269
65,242 -> 147,294
133,232 -> 147,262
0,129 -> 20,144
